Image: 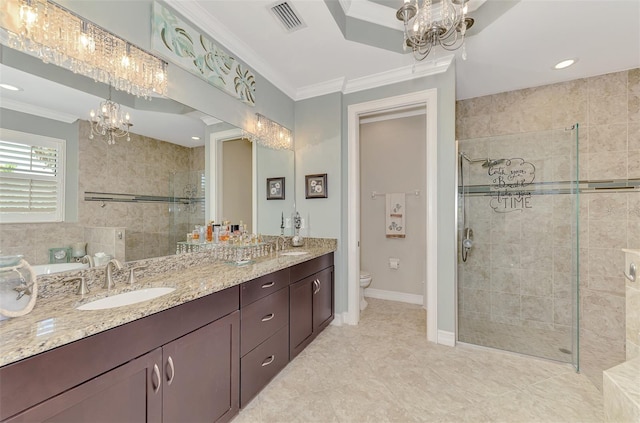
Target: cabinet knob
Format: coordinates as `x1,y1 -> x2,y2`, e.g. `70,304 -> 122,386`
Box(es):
166,356 -> 175,385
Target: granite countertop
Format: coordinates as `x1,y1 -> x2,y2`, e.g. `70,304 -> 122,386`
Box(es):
0,241 -> 336,368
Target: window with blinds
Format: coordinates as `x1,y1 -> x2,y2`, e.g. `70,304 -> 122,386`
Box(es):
0,129 -> 66,223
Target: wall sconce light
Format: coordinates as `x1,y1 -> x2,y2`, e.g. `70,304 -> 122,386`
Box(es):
243,113 -> 293,151
0,0 -> 168,98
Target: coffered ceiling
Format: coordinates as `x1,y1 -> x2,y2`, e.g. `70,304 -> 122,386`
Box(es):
171,0 -> 640,100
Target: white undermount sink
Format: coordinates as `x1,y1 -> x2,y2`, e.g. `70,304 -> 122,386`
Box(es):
279,251 -> 309,256
77,287 -> 175,311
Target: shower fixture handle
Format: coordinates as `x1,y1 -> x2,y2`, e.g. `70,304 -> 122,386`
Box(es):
463,228 -> 474,249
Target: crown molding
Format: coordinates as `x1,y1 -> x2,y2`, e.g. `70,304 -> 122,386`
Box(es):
296,77 -> 346,101
1,98 -> 78,123
344,56 -> 453,94
200,115 -> 222,126
164,0 -> 297,100
293,55 -> 453,100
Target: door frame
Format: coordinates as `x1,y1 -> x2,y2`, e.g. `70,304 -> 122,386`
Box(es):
346,89 -> 439,343
208,129 -> 257,231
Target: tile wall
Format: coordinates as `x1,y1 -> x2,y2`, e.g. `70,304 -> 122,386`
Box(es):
456,68 -> 639,387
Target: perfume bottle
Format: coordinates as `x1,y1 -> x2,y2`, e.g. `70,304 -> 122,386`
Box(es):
291,211 -> 304,247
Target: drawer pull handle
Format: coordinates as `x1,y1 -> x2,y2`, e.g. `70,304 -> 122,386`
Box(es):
261,355 -> 275,367
166,356 -> 175,386
261,281 -> 275,289
261,313 -> 275,322
313,279 -> 321,294
152,364 -> 161,394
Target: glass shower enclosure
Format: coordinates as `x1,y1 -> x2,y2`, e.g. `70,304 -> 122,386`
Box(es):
457,126 -> 579,369
169,170 -> 205,254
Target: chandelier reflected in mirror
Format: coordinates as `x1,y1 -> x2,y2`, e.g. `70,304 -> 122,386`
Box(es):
396,0 -> 474,62
243,113 -> 293,151
1,0 -> 167,98
89,88 -> 132,145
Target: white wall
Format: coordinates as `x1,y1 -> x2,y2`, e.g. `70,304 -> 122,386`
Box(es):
256,146 -> 295,235
360,114 -> 426,297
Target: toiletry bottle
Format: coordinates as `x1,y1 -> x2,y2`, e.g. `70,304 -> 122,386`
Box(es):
214,224 -> 220,244
199,225 -> 206,243
206,222 -> 213,243
192,226 -> 200,241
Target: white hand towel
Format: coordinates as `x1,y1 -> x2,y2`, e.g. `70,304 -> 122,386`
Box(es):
385,193 -> 406,238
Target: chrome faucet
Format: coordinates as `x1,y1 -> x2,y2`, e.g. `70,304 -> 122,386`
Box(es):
276,236 -> 287,253
104,259 -> 122,290
80,254 -> 94,267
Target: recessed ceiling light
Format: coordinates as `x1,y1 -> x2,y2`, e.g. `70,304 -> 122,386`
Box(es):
0,83 -> 22,91
191,136 -> 200,140
553,59 -> 576,70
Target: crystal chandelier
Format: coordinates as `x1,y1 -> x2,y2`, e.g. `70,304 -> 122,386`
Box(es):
1,0 -> 167,98
396,0 -> 474,62
243,113 -> 293,151
89,88 -> 132,145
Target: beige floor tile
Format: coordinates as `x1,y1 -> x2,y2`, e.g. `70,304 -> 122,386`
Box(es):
232,298 -> 603,423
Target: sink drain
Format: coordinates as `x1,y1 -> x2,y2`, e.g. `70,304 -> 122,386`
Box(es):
559,348 -> 572,354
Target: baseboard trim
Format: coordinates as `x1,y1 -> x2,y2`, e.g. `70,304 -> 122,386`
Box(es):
437,330 -> 455,347
364,288 -> 424,305
331,312 -> 349,326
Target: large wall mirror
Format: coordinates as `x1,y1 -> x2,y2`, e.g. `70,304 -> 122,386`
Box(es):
0,46 -> 294,268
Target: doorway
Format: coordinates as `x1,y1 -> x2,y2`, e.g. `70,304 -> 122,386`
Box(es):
347,89 -> 440,344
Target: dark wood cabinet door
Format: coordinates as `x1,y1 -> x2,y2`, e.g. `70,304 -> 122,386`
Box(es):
6,349 -> 163,423
289,276 -> 314,359
162,311 -> 239,423
313,266 -> 334,332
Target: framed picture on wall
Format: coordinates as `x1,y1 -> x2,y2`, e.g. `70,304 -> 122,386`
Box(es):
305,174 -> 327,199
267,177 -> 285,200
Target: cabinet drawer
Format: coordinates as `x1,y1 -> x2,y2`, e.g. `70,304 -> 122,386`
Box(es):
290,252 -> 334,282
240,325 -> 289,408
240,287 -> 289,356
240,268 -> 290,306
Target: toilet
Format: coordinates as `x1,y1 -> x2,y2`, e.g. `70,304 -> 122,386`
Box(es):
359,271 -> 372,311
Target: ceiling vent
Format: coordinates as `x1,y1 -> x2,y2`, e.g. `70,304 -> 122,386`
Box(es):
269,1 -> 307,33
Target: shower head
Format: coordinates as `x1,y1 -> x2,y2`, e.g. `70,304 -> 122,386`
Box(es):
481,158 -> 506,168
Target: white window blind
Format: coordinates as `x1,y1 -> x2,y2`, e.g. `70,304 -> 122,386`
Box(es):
0,129 -> 65,223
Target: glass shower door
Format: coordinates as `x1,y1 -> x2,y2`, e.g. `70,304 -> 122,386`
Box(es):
457,126 -> 579,368
169,170 -> 205,254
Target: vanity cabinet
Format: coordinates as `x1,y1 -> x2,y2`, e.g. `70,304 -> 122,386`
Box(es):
0,252 -> 336,421
289,253 -> 334,359
0,286 -> 240,423
5,348 -> 163,423
239,268 -> 290,407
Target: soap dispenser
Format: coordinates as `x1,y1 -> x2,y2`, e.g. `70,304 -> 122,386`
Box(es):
291,211 -> 304,247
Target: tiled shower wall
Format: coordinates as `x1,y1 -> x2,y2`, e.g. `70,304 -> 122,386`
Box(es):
457,69 -> 640,383
78,121 -> 202,261
0,121 -> 202,264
